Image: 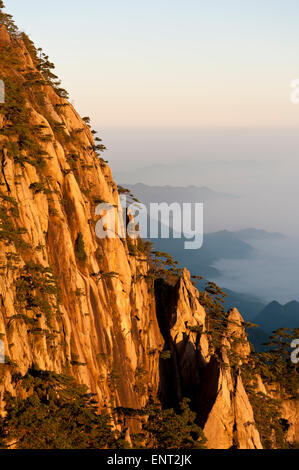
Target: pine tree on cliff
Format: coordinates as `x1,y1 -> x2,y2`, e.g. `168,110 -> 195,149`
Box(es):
0,2 -> 18,34
142,397 -> 207,449
255,327 -> 299,396
0,369 -> 123,449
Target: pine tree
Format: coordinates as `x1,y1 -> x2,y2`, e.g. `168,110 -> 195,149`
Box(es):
0,369 -> 121,449
142,397 -> 207,449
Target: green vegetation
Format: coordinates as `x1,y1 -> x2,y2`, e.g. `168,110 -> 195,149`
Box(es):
253,328 -> 299,397
0,1 -> 19,36
36,50 -> 69,98
0,74 -> 49,171
74,232 -> 87,263
95,247 -> 103,265
134,367 -> 149,396
29,181 -> 52,195
99,272 -> 119,281
241,327 -> 299,448
148,250 -> 182,281
187,325 -> 203,335
117,185 -> 140,203
70,353 -> 87,367
0,206 -> 28,249
82,116 -> 91,124
159,350 -> 172,360
92,196 -> 110,205
117,397 -> 206,449
14,262 -> 61,325
126,237 -> 139,257
0,367 -> 207,449
127,237 -> 153,258
0,3 -> 69,177
143,398 -> 207,449
107,369 -> 122,393
196,281 -> 247,355
248,391 -> 289,449
0,369 -> 120,449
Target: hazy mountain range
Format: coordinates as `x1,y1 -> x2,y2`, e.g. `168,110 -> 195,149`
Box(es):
152,228 -> 254,279
122,182 -> 237,203
254,301 -> 299,333
121,183 -> 298,343
232,228 -> 286,242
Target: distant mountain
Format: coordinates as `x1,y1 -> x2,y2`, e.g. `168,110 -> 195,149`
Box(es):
123,184 -> 290,326
150,232 -> 264,321
247,327 -> 270,352
254,300 -> 299,333
203,230 -> 254,260
121,183 -> 237,204
194,277 -> 265,322
222,288 -> 265,321
151,229 -> 253,279
233,228 -> 286,241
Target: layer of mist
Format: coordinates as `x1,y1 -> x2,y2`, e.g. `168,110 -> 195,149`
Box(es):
211,238 -> 299,304
103,128 -> 299,236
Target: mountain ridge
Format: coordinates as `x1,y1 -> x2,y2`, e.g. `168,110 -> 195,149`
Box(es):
121,182 -> 237,203
255,300 -> 299,333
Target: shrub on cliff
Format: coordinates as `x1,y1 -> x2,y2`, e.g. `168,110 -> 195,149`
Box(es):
254,327 -> 299,397
75,232 -> 87,263
0,1 -> 19,36
0,369 -> 121,449
142,397 -> 207,449
14,262 -> 61,324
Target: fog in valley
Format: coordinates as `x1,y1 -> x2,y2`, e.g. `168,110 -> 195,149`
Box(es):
211,237 -> 299,304
103,128 -> 299,305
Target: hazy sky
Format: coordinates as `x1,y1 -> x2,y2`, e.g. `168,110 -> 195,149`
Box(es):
7,0 -> 299,129
4,1 -> 299,301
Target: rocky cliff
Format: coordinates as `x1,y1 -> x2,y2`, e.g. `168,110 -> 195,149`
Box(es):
0,9 -> 298,449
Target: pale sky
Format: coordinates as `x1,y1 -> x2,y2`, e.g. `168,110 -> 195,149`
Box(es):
4,1 -> 299,300
6,0 -> 299,129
